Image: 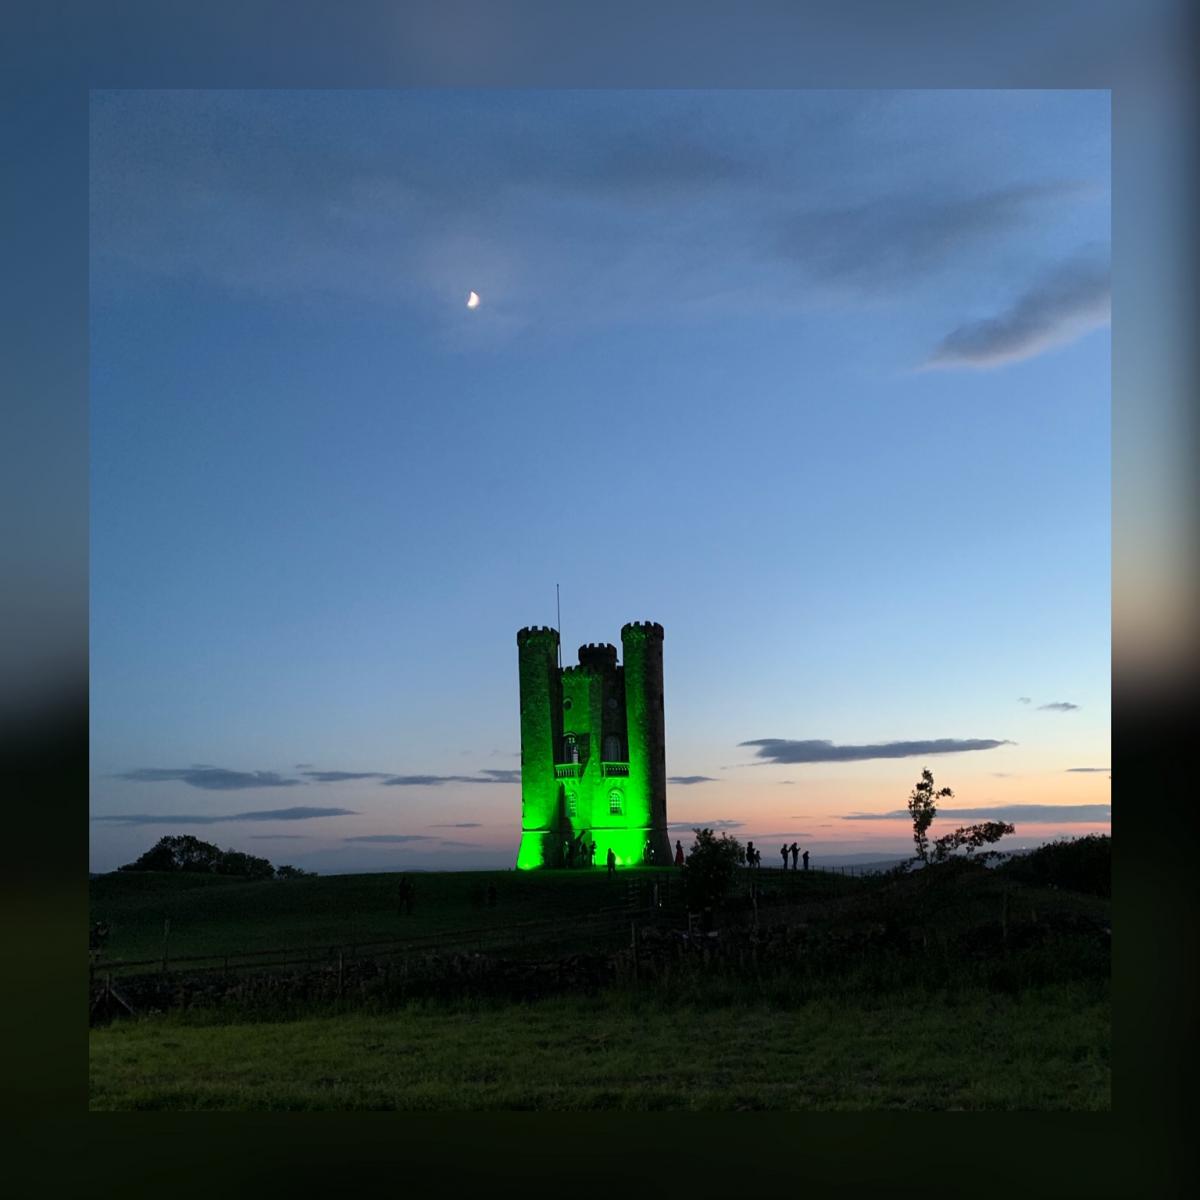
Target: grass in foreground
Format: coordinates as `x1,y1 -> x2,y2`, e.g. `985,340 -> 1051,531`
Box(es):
90,981 -> 1109,1111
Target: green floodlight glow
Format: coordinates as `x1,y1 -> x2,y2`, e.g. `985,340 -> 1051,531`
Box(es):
516,623 -> 671,870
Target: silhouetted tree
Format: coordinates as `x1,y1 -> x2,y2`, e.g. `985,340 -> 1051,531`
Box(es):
931,819 -> 1015,862
215,849 -> 275,879
275,864 -> 315,879
908,769 -> 953,863
681,827 -> 746,911
119,835 -> 222,873
119,835 -> 275,878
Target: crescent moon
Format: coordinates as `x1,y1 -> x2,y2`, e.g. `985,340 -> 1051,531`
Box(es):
466,291 -> 481,309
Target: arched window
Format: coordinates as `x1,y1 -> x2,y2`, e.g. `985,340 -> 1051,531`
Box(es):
608,789 -> 624,815
563,735 -> 579,763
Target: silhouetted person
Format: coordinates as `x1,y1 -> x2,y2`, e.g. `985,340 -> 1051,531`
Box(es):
89,921 -> 110,957
780,844 -> 789,869
567,839 -> 577,869
674,840 -> 685,867
589,840 -> 597,866
746,840 -> 756,868
607,847 -> 617,875
802,849 -> 810,871
790,842 -> 799,870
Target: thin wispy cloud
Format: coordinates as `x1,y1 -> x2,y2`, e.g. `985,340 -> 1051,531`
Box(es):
924,249 -> 1110,369
428,822 -> 484,828
1017,697 -> 1032,705
300,771 -> 390,782
777,182 -> 1088,291
1038,702 -> 1080,712
668,775 -> 718,785
842,804 -> 1110,823
741,738 -> 1013,764
1066,767 -> 1110,773
343,834 -> 437,844
381,771 -> 519,786
667,819 -> 744,831
92,806 -> 356,825
116,767 -> 304,790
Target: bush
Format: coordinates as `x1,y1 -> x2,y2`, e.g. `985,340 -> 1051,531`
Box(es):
999,834 -> 1110,898
680,828 -> 746,911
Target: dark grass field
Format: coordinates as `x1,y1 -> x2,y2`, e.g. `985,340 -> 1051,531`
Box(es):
89,865 -> 680,964
88,856 -> 1111,1110
89,982 -> 1109,1111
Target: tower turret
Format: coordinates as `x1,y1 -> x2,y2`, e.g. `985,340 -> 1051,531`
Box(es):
620,621 -> 671,866
516,625 -> 562,869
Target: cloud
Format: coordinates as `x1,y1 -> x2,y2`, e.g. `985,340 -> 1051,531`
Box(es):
1066,767 -> 1110,773
776,182 -> 1086,290
479,768 -> 521,784
741,738 -> 1013,764
342,834 -> 437,844
300,770 -> 390,782
293,768 -> 521,785
381,772 -> 519,786
842,804 -> 1110,823
668,775 -> 718,785
1038,702 -> 1080,712
530,126 -> 751,198
247,834 -> 309,840
428,822 -> 484,828
1017,697 -> 1032,705
666,819 -> 744,831
924,250 -> 1110,368
116,767 -> 303,790
92,806 -> 357,825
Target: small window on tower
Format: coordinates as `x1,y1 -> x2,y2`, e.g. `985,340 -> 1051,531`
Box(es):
567,793 -> 577,816
563,697 -> 572,711
609,789 -> 623,815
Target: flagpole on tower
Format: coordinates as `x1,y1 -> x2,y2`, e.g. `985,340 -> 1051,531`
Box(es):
556,583 -> 562,670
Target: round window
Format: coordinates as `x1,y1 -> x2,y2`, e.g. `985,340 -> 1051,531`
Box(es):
563,698 -> 572,710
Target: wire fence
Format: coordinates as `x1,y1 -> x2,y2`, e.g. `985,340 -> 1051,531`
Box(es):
88,895 -> 678,983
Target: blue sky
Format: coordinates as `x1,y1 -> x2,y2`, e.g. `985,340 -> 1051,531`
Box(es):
89,90 -> 1110,873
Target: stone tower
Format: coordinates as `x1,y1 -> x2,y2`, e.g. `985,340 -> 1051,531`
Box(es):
516,621 -> 672,870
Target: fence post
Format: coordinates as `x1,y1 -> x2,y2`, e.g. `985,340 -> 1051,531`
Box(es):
161,918 -> 170,974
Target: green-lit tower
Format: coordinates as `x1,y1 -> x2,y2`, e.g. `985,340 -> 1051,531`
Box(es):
516,621 -> 672,870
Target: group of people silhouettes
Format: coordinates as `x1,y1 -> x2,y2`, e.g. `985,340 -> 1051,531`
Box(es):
562,831 -> 598,868
743,840 -> 808,870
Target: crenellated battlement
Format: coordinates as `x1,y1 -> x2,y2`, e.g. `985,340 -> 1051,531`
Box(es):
517,625 -> 560,644
577,642 -> 618,670
620,620 -> 664,639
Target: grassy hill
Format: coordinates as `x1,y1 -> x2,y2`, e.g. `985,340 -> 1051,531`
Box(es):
89,866 -> 684,965
89,857 -> 1110,1110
